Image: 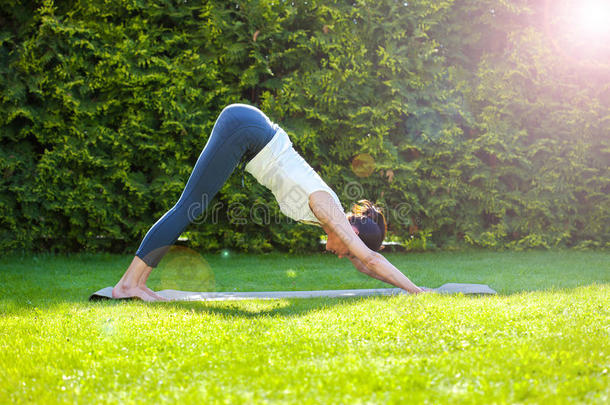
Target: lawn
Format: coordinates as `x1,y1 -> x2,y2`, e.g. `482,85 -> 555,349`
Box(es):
0,249 -> 608,403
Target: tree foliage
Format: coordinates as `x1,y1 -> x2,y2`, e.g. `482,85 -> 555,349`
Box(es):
1,0 -> 607,255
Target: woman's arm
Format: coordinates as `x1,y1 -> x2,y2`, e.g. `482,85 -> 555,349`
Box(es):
310,191 -> 423,294
349,248 -> 424,294
353,251 -> 422,294
348,255 -> 396,285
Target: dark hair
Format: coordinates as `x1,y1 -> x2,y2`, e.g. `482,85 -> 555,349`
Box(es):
348,200 -> 387,251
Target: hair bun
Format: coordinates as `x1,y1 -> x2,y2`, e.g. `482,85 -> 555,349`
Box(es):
352,199 -> 383,226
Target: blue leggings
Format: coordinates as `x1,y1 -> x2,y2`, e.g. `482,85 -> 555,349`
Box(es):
135,104 -> 278,268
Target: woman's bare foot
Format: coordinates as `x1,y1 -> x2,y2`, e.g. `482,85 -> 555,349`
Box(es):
112,255 -> 169,301
112,284 -> 168,301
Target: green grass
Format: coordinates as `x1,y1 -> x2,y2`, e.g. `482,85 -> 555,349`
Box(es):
1,249 -> 608,403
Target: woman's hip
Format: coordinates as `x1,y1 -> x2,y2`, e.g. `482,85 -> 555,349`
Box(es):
211,103 -> 277,162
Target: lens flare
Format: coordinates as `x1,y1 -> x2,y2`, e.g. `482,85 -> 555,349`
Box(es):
351,153 -> 376,178
544,0 -> 610,68
577,0 -> 610,39
155,245 -> 215,292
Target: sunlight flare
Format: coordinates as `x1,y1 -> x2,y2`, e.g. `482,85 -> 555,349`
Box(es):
575,0 -> 610,39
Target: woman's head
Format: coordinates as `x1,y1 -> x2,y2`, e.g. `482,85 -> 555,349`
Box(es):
347,200 -> 387,251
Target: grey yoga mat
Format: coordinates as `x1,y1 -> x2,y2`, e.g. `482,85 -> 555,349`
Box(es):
89,283 -> 497,301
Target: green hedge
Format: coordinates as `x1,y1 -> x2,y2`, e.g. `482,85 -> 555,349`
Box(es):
1,0 -> 608,255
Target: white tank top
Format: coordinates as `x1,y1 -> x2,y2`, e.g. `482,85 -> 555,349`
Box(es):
245,128 -> 343,226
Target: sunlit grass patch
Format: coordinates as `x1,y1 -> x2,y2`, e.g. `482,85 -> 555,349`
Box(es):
0,249 -> 608,403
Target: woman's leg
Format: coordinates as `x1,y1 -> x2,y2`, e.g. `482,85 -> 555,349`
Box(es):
113,104 -> 278,300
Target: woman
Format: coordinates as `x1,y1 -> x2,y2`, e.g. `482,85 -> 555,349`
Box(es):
113,104 -> 424,301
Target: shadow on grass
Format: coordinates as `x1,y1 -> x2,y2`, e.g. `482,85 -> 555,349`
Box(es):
163,297 -> 362,319
0,293 -> 381,320
158,293 -> 498,320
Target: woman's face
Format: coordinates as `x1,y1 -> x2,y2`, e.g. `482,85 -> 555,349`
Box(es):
325,219 -> 359,259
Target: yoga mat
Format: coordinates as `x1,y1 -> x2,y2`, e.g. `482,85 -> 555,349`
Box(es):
89,283 -> 497,301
